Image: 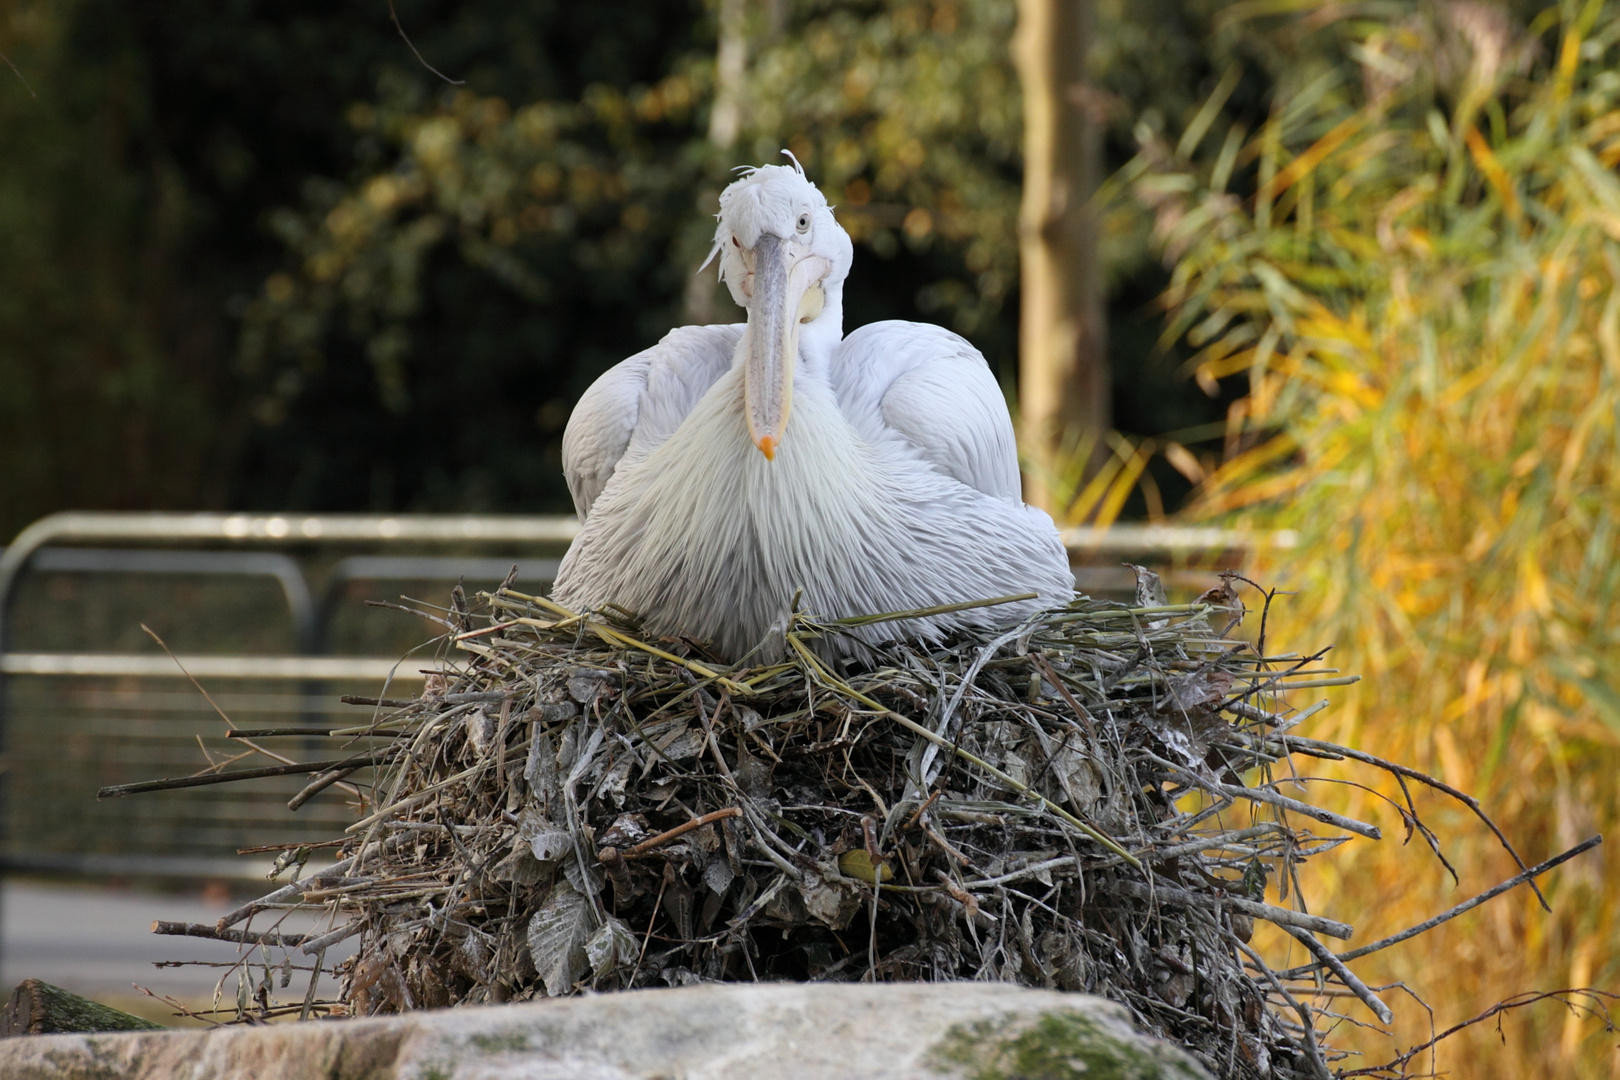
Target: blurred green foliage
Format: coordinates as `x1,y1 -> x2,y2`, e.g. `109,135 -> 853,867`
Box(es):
0,0 -> 702,531
0,0 -> 226,533
0,0 -> 1307,536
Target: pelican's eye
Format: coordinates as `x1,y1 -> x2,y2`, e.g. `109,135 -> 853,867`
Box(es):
796,213 -> 811,234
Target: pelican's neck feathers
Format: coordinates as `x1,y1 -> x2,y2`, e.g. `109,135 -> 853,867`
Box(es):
554,358 -> 1070,661
786,280 -> 844,379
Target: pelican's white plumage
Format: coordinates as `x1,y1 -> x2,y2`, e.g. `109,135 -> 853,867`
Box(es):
554,161 -> 1073,659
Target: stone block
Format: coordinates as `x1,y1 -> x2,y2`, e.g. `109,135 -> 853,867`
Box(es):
0,981 -> 1212,1080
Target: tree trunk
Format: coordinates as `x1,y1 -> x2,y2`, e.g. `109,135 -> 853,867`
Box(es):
1014,0 -> 1108,516
684,0 -> 752,326
708,0 -> 748,150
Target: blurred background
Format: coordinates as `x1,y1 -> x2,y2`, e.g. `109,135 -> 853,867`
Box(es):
0,0 -> 1616,1073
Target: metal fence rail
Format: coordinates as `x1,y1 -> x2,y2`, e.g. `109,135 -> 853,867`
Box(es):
0,514 -> 584,885
0,512 -> 1284,884
4,679 -> 382,875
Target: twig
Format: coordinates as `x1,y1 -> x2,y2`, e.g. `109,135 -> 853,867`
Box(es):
902,790 -> 940,829
300,947 -> 328,1022
288,765 -> 366,810
443,691 -> 512,704
151,921 -> 309,948
133,985 -> 224,1028
301,920 -> 365,956
0,45 -> 34,98
784,633 -> 1142,868
1231,933 -> 1333,1080
140,623 -> 361,798
98,750 -> 396,799
386,1 -> 463,86
829,592 -> 1038,627
636,871 -> 670,971
610,807 -> 742,860
1277,834 -> 1604,978
1160,762 -> 1381,839
340,695 -> 417,708
1282,925 -> 1394,1024
238,838 -> 348,855
1280,734 -> 1550,910
1346,988 -> 1618,1077
1114,879 -> 1353,940
216,858 -> 356,931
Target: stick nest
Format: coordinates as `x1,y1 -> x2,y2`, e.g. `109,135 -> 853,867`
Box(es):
179,570 -> 1533,1079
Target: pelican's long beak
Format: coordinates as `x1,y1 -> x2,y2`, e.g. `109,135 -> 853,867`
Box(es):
744,234 -> 827,460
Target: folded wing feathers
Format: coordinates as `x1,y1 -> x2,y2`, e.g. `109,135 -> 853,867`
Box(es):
562,324 -> 744,521
832,321 -> 1022,502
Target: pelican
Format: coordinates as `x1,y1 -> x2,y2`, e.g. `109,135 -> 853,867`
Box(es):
552,158 -> 1073,660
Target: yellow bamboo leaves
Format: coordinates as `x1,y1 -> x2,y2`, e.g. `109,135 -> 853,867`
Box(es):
1139,4 -> 1620,1074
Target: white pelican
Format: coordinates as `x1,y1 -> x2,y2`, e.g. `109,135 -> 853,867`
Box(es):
553,159 -> 1073,660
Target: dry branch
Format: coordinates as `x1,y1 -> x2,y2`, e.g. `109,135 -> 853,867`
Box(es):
151,921 -> 310,948
97,750 -> 396,799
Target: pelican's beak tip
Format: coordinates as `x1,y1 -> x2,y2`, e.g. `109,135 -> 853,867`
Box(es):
757,436 -> 778,461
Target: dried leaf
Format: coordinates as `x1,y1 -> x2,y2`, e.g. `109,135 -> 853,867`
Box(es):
653,726 -> 705,761
490,844 -> 546,886
562,850 -> 602,895
598,813 -> 651,848
584,917 -> 640,978
555,724 -> 581,772
565,728 -> 605,786
1163,668 -> 1233,713
702,854 -> 735,896
526,881 -> 592,997
456,931 -> 492,984
568,671 -> 611,704
732,737 -> 773,799
761,882 -> 808,922
1127,564 -> 1170,624
1048,745 -> 1103,810
524,825 -> 575,865
1192,578 -> 1243,619
523,731 -> 556,792
463,708 -> 496,756
597,751 -> 636,805
660,863 -> 695,940
798,870 -> 862,930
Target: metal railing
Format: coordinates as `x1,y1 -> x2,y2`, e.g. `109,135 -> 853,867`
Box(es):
0,513 -> 578,681
0,514 -> 580,883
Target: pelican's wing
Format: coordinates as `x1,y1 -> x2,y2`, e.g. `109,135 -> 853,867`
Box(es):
831,320 -> 1022,501
562,323 -> 744,520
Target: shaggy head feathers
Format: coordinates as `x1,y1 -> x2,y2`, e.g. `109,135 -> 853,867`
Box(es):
708,158 -> 853,309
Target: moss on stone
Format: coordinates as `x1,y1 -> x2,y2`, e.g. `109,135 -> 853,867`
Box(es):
468,1030 -> 533,1053
927,1010 -> 1207,1080
1,980 -> 163,1036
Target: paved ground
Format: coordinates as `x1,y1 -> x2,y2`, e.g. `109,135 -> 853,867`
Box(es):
0,878 -> 356,1023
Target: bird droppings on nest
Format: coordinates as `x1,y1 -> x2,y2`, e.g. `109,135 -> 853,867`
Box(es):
135,568 -> 1572,1080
